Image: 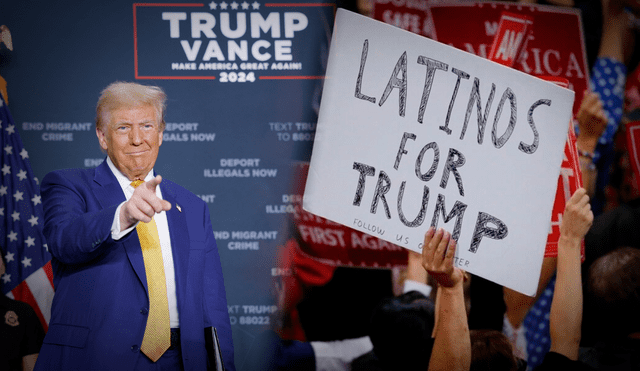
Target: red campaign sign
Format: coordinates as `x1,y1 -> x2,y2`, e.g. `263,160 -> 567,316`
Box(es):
428,2 -> 589,115
487,11 -> 533,67
544,125 -> 584,258
625,64 -> 640,112
371,0 -> 433,38
289,162 -> 408,268
626,121 -> 640,193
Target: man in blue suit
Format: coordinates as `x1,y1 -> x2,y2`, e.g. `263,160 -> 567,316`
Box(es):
35,82 -> 235,370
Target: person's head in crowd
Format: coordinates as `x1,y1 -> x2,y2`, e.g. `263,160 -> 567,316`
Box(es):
470,330 -> 522,371
587,246 -> 640,340
368,290 -> 435,370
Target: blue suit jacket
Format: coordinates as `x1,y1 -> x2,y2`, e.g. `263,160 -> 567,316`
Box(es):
35,161 -> 235,371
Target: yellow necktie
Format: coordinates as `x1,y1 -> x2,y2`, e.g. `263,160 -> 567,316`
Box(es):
131,180 -> 170,362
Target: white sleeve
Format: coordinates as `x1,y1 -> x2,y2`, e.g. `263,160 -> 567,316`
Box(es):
403,279 -> 432,297
310,336 -> 373,371
111,201 -> 137,240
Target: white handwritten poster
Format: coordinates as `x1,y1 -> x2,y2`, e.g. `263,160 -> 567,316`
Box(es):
303,9 -> 574,296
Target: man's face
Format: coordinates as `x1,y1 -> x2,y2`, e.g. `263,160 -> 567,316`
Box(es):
96,105 -> 163,181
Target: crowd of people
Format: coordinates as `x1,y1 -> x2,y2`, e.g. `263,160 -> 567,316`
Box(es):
267,0 -> 640,370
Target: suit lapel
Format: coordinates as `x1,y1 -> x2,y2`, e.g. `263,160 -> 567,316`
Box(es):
92,160 -> 148,293
92,160 -> 126,209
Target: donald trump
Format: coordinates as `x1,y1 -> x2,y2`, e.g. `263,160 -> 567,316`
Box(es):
35,82 -> 235,370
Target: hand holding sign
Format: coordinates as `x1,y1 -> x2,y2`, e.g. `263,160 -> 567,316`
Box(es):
424,226 -> 471,371
421,227 -> 464,289
559,188 -> 593,246
121,175 -> 172,230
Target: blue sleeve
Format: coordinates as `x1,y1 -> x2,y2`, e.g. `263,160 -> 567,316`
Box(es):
41,170 -> 123,265
589,57 -> 626,161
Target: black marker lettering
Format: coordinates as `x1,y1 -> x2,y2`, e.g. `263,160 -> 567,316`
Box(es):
354,39 -> 376,103
352,162 -> 375,206
379,51 -> 408,117
441,68 -> 470,135
394,132 -> 416,170
398,181 -> 429,227
460,78 -> 496,144
415,142 -> 439,182
416,56 -> 448,124
492,87 -> 517,149
519,99 -> 549,154
440,148 -> 465,197
469,212 -> 508,253
430,194 -> 467,241
371,171 -> 392,219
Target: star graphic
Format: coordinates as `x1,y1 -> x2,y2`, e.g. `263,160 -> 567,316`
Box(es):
0,185 -> 7,196
209,1 -> 217,9
34,177 -> 39,185
25,236 -> 36,248
44,244 -> 49,252
4,145 -> 12,155
7,231 -> 17,242
1,274 -> 10,284
5,251 -> 14,262
22,256 -> 32,268
252,1 -> 260,9
11,210 -> 20,222
5,124 -> 15,135
31,194 -> 41,206
19,148 -> 28,159
241,1 -> 249,9
17,169 -> 27,181
220,1 -> 228,10
14,190 -> 23,202
230,1 -> 239,10
28,215 -> 39,227
1,164 -> 10,176
0,207 -> 4,216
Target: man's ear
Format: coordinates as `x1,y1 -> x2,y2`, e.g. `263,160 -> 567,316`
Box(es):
96,126 -> 108,151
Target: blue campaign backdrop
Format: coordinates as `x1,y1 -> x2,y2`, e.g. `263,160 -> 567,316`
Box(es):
1,0 -> 334,367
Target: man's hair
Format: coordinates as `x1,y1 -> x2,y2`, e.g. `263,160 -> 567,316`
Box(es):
587,246 -> 640,339
95,81 -> 167,131
470,330 -> 519,371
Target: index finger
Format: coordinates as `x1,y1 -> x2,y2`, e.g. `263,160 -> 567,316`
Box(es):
145,175 -> 163,191
568,188 -> 589,207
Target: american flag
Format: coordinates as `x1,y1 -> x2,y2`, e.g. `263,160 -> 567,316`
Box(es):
0,93 -> 54,331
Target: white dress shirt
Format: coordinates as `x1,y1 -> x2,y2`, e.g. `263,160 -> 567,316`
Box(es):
403,279 -> 432,298
107,157 -> 180,328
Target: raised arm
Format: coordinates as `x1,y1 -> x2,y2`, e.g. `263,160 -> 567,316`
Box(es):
576,91 -> 607,197
422,227 -> 470,371
549,188 -> 593,360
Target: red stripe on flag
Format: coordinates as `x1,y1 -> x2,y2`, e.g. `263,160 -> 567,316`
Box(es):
43,261 -> 54,287
11,281 -> 48,332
